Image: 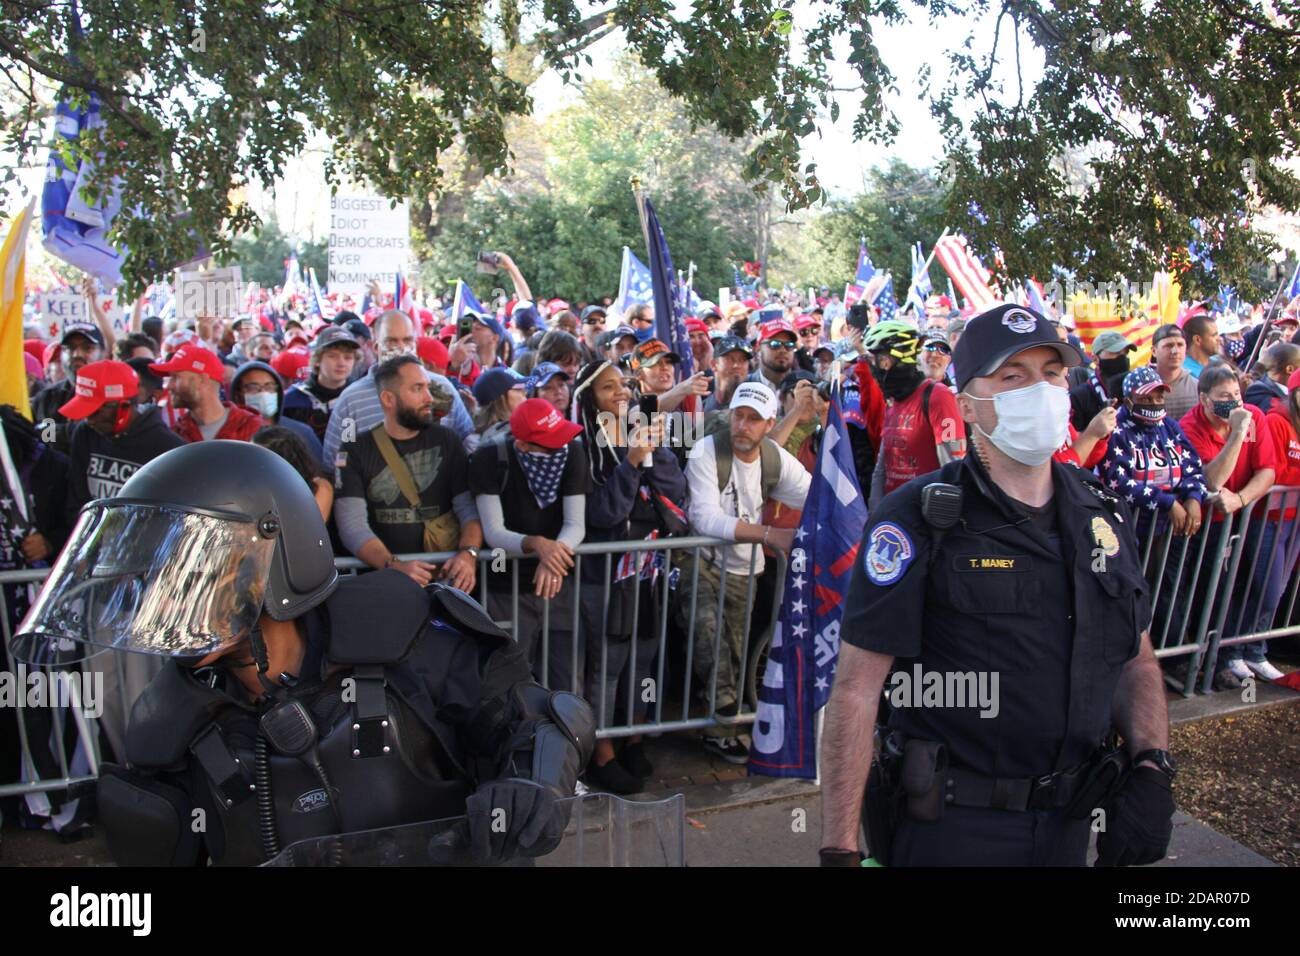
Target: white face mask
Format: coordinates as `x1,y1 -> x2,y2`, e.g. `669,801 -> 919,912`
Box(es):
967,380 -> 1070,466
244,391 -> 279,419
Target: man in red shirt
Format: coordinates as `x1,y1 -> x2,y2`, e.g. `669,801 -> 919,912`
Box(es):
868,324 -> 966,499
150,344 -> 266,442
1179,363 -> 1279,688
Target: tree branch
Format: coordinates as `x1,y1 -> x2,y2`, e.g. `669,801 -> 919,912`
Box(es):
0,32 -> 153,137
551,23 -> 617,61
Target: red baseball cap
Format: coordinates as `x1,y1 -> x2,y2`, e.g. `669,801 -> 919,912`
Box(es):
759,318 -> 797,342
417,335 -> 450,372
794,314 -> 821,331
685,318 -> 709,335
271,347 -> 311,383
510,397 -> 582,449
150,343 -> 225,382
42,341 -> 61,369
58,360 -> 139,419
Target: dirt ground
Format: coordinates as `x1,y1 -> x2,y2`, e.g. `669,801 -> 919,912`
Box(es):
1171,699 -> 1300,866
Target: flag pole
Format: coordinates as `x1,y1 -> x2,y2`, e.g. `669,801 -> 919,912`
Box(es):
630,176 -> 651,255
918,227 -> 950,277
1243,275 -> 1293,371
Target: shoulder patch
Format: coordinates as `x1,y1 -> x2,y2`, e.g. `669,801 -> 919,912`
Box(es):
864,521 -> 915,585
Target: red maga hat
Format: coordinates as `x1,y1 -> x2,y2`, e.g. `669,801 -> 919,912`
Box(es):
57,360 -> 139,419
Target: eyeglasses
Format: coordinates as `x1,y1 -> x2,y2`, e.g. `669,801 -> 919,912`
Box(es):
241,383 -> 278,394
923,343 -> 951,355
763,340 -> 797,351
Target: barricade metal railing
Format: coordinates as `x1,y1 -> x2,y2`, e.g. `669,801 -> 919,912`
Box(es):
1133,485 -> 1300,695
2,536 -> 786,801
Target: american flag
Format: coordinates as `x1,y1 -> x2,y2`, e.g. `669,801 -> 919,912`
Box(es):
307,267 -> 337,321
395,270 -> 413,313
450,279 -> 485,321
843,241 -> 876,308
934,233 -> 1000,311
874,274 -> 899,322
1286,262 -> 1300,301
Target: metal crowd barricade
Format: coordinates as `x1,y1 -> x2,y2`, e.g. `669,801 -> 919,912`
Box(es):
2,535 -> 786,800
1134,485 -> 1300,694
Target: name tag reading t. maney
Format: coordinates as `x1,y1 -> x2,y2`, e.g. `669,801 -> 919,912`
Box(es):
954,555 -> 1032,572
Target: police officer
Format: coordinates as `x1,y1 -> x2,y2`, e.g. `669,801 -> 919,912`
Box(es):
819,304 -> 1175,867
13,440 -> 594,866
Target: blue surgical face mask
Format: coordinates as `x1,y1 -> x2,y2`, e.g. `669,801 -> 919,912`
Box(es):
244,391 -> 279,418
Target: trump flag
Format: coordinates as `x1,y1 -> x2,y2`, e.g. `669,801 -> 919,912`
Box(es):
749,395 -> 868,778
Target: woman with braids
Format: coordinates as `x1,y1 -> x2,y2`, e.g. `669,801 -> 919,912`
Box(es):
573,360 -> 688,794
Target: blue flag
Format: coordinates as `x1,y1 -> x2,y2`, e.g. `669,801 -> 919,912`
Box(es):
451,279 -> 485,321
642,197 -> 694,377
614,247 -> 655,315
749,396 -> 868,778
41,90 -> 126,286
1286,262 -> 1300,301
905,242 -> 931,316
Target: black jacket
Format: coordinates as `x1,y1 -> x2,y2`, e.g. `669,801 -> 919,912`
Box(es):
0,405 -> 71,569
1244,377 -> 1286,416
65,405 -> 186,522
30,378 -> 76,456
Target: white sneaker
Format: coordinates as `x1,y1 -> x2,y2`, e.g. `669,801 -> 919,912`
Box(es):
1244,659 -> 1285,681
1226,659 -> 1254,681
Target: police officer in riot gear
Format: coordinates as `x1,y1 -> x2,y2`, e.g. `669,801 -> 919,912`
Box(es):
819,304 -> 1175,867
14,440 -> 594,866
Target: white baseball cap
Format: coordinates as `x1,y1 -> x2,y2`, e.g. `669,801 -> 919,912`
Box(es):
729,381 -> 779,420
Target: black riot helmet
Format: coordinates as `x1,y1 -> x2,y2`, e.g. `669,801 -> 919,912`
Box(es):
13,441 -> 337,666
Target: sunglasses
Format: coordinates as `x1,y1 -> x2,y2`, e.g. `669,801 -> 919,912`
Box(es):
763,340 -> 797,351
800,327 -> 822,336
923,343 -> 951,355
583,315 -> 607,325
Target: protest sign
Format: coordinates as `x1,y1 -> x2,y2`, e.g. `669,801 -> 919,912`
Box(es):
327,194 -> 411,298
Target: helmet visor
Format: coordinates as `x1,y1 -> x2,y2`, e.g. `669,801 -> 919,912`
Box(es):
12,502 -> 275,666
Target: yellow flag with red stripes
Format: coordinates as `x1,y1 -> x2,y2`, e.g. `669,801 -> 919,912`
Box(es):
1070,273 -> 1180,369
0,199 -> 36,421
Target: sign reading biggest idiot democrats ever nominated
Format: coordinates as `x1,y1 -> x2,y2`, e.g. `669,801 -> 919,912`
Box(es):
327,194 -> 411,299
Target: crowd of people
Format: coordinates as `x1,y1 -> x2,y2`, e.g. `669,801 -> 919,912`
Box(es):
5,253 -> 1299,803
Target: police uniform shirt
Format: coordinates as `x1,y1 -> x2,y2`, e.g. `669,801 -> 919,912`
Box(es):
840,452 -> 1151,779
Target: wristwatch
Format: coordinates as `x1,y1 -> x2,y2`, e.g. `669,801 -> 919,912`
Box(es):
1132,749 -> 1177,779
460,547 -> 480,560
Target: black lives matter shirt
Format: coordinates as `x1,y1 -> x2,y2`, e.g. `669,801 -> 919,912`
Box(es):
66,406 -> 186,521
336,424 -> 468,555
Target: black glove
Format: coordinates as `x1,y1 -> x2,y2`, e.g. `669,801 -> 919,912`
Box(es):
464,779 -> 565,865
819,848 -> 865,867
1095,767 -> 1175,867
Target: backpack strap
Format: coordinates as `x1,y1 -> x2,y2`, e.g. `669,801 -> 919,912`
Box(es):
370,424 -> 424,514
758,437 -> 781,503
495,436 -> 511,495
714,426 -> 782,503
714,427 -> 734,494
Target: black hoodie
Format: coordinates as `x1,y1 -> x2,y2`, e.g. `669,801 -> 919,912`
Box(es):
65,404 -> 186,521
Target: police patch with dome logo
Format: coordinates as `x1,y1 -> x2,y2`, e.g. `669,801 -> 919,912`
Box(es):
1002,308 -> 1038,334
1091,516 -> 1120,558
865,522 -> 914,585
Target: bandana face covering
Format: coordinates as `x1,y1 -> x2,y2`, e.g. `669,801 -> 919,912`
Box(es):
517,444 -> 569,509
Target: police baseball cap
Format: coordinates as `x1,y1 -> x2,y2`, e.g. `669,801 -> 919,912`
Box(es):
952,304 -> 1083,392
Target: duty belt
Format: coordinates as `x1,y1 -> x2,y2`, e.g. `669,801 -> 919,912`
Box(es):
943,763 -> 1090,813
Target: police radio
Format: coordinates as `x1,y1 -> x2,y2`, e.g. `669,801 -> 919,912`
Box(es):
921,482 -> 963,569
920,483 -> 962,529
